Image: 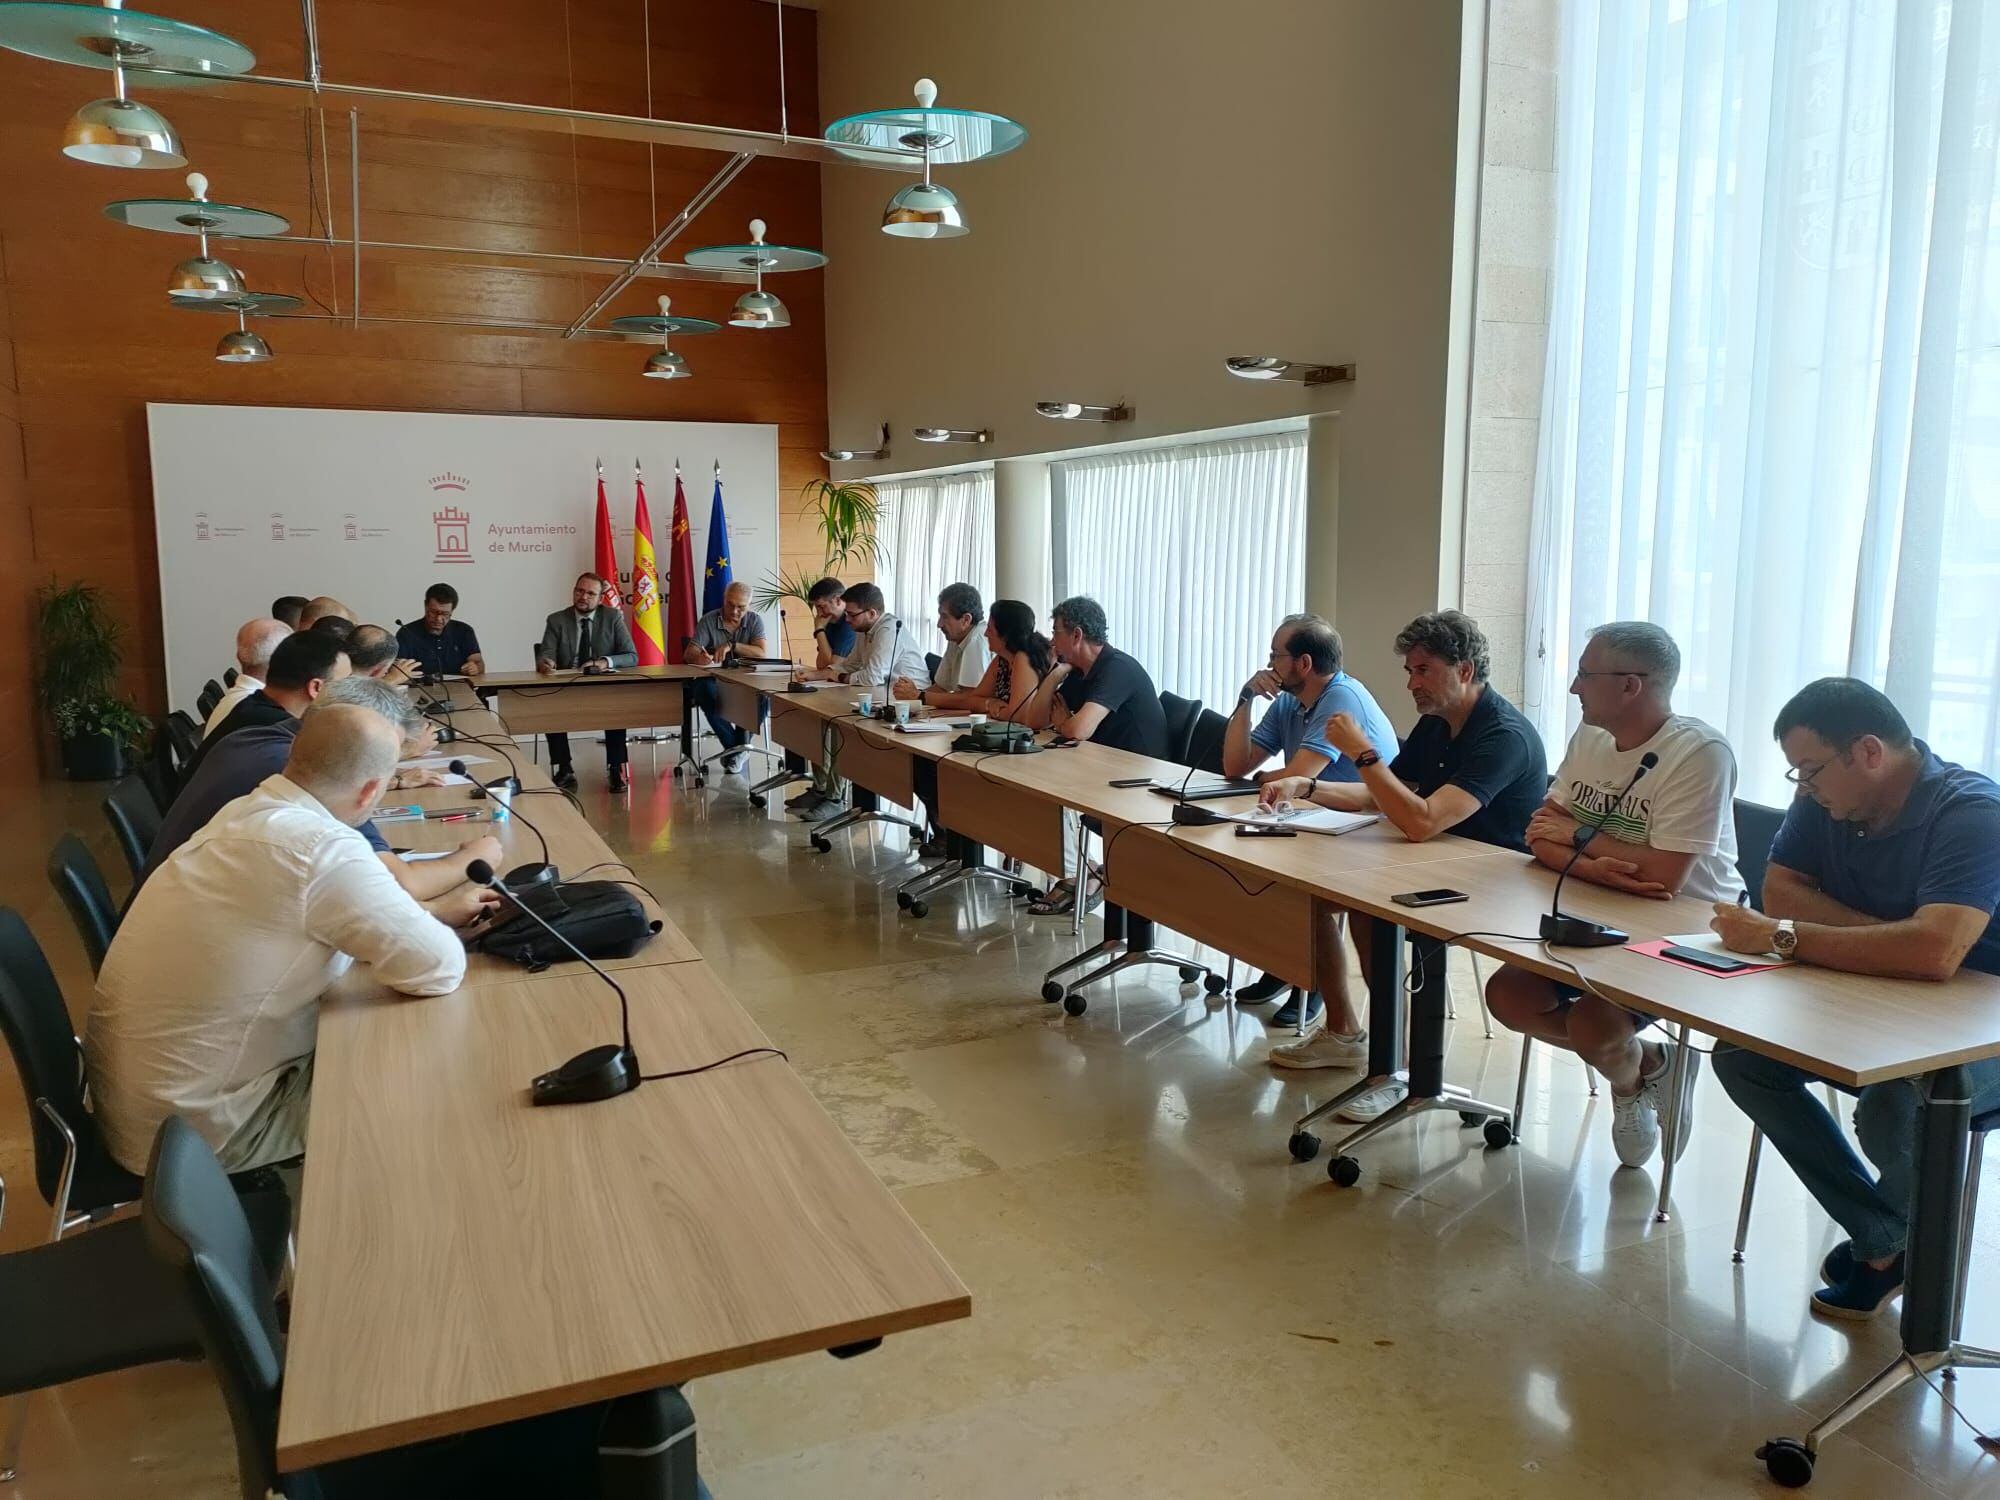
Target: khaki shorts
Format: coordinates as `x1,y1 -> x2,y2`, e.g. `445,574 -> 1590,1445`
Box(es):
218,1054 -> 316,1173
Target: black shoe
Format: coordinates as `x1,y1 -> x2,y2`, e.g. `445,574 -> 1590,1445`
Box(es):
552,765 -> 578,791
1236,972 -> 1288,1005
608,766 -> 629,792
1820,1240 -> 1856,1287
1269,989 -> 1325,1028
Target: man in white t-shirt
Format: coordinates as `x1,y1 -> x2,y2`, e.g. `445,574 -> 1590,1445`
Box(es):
1484,621 -> 1745,1168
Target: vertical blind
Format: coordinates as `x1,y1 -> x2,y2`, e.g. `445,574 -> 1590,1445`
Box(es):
872,469 -> 997,648
1052,431 -> 1308,717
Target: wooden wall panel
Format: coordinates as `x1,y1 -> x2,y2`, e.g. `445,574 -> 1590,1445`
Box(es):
0,0 -> 833,755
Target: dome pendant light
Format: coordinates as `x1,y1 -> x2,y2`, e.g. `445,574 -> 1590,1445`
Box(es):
214,305 -> 270,362
880,81 -> 967,240
641,296 -> 692,379
63,58 -> 184,168
728,220 -> 791,330
165,172 -> 245,302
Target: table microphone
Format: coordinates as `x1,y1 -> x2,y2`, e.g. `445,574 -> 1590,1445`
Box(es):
467,859 -> 639,1106
448,758 -> 554,887
780,607 -> 818,694
1540,751 -> 1659,947
1170,751 -> 1224,825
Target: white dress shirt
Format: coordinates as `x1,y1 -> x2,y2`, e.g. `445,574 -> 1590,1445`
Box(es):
87,774 -> 467,1172
204,675 -> 263,738
836,614 -> 932,689
935,630 -> 991,692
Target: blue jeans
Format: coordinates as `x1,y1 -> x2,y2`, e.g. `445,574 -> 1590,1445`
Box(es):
689,676 -> 759,752
1712,1044 -> 2000,1260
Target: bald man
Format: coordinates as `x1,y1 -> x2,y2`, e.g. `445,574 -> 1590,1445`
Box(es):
86,705 -> 499,1173
298,595 -> 356,630
684,580 -> 769,774
206,617 -> 294,738
345,623 -> 421,684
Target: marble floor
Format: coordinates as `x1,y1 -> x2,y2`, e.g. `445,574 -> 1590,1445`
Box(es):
7,742 -> 2000,1497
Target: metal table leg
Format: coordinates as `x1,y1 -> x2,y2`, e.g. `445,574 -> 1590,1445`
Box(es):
1652,1021 -> 1693,1222
1288,916 -> 1406,1158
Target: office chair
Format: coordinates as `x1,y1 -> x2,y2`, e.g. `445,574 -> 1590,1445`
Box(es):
102,775 -> 162,882
196,679 -> 224,720
45,835 -> 119,975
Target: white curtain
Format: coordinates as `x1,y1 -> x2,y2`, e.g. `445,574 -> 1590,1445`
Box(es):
1525,0 -> 2000,803
1053,431 -> 1307,717
873,469 -> 996,651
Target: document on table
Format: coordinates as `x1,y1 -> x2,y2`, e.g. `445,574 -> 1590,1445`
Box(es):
1658,932 -> 1796,967
1218,804 -> 1380,836
400,753 -> 494,770
894,721 -> 960,735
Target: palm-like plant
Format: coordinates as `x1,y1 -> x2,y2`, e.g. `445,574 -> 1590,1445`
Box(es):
752,478 -> 888,614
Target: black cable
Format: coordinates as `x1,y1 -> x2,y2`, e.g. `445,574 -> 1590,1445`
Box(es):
639,1046 -> 787,1082
507,670 -> 608,698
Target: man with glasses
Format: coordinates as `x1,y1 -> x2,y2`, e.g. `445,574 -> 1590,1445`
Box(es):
1709,678 -> 2000,1320
1483,622 -> 1743,1166
790,583 -> 929,821
1221,613 -> 1397,1032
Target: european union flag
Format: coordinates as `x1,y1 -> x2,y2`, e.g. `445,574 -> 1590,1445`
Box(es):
702,474 -> 732,615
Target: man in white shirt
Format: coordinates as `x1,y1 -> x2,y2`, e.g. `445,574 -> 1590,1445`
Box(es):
894,582 -> 990,699
205,617 -> 293,738
792,583 -> 931,821
87,706 -> 498,1174
1484,621 -> 1744,1168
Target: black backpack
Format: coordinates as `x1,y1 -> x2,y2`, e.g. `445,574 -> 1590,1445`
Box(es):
475,880 -> 660,972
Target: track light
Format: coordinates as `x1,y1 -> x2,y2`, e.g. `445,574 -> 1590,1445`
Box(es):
1223,356 -> 1354,386
821,424 -> 891,462
913,427 -> 991,445
1034,401 -> 1131,423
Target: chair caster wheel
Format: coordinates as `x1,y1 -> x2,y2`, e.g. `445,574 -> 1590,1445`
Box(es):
896,891 -> 913,909
1203,973 -> 1228,996
1327,1156 -> 1362,1187
1042,980 -> 1066,1004
811,836 -> 830,853
1011,881 -> 1036,898
694,774 -> 706,788
1287,1131 -> 1320,1162
1177,965 -> 1201,984
1757,1438 -> 1814,1488
1457,1110 -> 1486,1128
672,767 -> 684,781
1063,993 -> 1088,1017
1483,1118 -> 1516,1149
910,900 -> 929,918
749,794 -> 766,809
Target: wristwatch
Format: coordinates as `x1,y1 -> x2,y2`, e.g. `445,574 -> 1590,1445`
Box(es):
1238,688 -> 1257,707
1353,750 -> 1381,771
1771,919 -> 1799,959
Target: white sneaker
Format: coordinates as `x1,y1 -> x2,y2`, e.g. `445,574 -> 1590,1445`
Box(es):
1639,1042 -> 1700,1164
1268,1030 -> 1368,1071
1609,1089 -> 1660,1168
1336,1081 -> 1408,1122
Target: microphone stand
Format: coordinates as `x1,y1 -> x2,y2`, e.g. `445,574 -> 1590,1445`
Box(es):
469,860 -> 639,1105
1539,752 -> 1659,947
449,758 -> 553,881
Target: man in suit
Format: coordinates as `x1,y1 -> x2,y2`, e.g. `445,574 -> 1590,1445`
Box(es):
536,571 -> 639,791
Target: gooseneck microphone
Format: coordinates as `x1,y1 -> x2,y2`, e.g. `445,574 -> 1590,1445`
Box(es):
448,758 -> 552,881
1540,751 -> 1660,947
781,606 -> 818,694
467,860 -> 639,1105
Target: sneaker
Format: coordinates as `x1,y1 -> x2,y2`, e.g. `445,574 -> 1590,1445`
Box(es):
1269,1029 -> 1369,1071
1820,1241 -> 1857,1287
802,798 -> 849,823
1811,1252 -> 1905,1321
1336,1082 -> 1409,1122
786,787 -> 823,810
1608,1089 -> 1660,1168
1236,972 -> 1289,1005
917,834 -> 950,861
722,751 -> 747,776
1269,989 -> 1325,1029
1638,1043 -> 1701,1163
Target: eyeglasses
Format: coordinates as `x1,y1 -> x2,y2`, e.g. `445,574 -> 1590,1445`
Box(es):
1267,650 -> 1297,664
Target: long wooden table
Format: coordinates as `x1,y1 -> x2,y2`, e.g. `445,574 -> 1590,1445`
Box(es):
478,664 -> 704,735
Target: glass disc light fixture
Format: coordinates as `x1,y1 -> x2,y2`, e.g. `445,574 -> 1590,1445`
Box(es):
160,174 -> 244,301
1223,355 -> 1355,387
1035,400 -> 1131,423
608,295 -> 721,381
825,78 -> 1026,241
820,424 -> 891,462
684,218 -> 825,331
913,426 -> 991,445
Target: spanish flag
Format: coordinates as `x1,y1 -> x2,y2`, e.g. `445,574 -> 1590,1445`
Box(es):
630,468 -> 665,666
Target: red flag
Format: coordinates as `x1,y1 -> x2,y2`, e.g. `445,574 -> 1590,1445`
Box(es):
592,470 -> 624,613
631,473 -> 665,666
665,469 -> 698,661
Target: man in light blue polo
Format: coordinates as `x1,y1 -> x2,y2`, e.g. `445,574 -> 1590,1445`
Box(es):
1711,678 -> 2000,1321
1220,613 -> 1398,1033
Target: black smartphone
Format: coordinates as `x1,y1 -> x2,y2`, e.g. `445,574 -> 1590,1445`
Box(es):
1660,943 -> 1757,974
1236,824 -> 1298,838
1108,776 -> 1153,788
1391,888 -> 1470,908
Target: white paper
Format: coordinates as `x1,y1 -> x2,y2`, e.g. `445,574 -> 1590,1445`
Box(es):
1221,804 -> 1380,836
398,850 -> 456,862
894,722 -> 957,735
400,753 -> 494,770
430,772 -> 476,787
1662,931 -> 1796,966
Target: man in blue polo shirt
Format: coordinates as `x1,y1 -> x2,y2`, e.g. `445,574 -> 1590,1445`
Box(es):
1711,678 -> 2000,1321
1260,609 -> 1547,1107
1222,612 -> 1398,1029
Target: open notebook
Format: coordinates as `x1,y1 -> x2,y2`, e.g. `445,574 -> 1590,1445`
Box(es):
1213,804 -> 1379,836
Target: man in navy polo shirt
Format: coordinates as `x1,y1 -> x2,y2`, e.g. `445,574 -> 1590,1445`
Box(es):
1712,678 -> 2000,1321
395,582 -> 485,678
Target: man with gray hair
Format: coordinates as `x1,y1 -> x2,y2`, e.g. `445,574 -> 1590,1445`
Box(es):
88,706 -> 498,1172
1483,619 -> 1743,1169
205,617 -> 294,738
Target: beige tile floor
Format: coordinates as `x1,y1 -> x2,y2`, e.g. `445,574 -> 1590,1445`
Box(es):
6,743 -> 2000,1497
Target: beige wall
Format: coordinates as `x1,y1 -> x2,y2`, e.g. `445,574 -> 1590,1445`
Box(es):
816,0 -> 1467,688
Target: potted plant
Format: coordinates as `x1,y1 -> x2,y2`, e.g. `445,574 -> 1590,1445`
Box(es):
753,477 -> 887,617
36,580 -> 150,780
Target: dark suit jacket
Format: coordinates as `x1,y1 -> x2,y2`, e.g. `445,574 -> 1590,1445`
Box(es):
538,607 -> 638,670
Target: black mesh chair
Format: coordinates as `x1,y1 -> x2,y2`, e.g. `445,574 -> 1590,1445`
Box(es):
163,711 -> 202,796
45,836 -> 119,975
924,650 -> 943,682
102,775 -> 162,882
196,680 -> 224,720
1158,691 -> 1203,767
144,1117 -> 706,1500
222,667 -> 239,688
1188,707 -> 1230,776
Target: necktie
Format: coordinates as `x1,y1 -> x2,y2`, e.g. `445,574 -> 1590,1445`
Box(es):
577,612 -> 593,664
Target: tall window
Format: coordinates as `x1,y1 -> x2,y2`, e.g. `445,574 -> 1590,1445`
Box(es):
1053,431 -> 1307,716
1526,0 -> 2000,802
873,469 -> 996,648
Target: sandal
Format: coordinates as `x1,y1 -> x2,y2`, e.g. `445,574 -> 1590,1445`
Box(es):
1027,866 -> 1104,916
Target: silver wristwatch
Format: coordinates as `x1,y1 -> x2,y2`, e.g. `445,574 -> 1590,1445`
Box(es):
1771,919 -> 1799,959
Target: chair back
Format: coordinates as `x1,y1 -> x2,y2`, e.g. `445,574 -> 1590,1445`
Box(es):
924,651 -> 943,682
142,1117 -> 292,1500
1158,692 -> 1204,767
46,835 -> 119,975
1732,798 -> 1787,907
1189,708 -> 1231,775
0,908 -> 97,1205
103,775 -> 162,881
196,682 -> 223,720
222,667 -> 239,689
165,711 -> 201,774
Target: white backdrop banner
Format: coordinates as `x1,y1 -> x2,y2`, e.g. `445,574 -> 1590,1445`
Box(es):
148,404 -> 778,710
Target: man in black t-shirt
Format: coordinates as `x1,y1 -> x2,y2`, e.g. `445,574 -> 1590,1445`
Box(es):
396,582 -> 485,678
1260,609 -> 1547,1099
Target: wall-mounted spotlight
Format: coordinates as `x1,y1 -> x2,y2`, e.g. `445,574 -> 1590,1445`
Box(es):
821,424 -> 891,462
913,427 -> 991,444
1224,356 -> 1355,386
1034,401 -> 1131,423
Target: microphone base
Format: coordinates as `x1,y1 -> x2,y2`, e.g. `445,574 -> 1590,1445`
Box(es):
532,1043 -> 640,1106
503,861 -> 560,891
784,683 -> 820,695
466,777 -> 522,797
1171,803 -> 1226,826
1539,912 -> 1629,948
